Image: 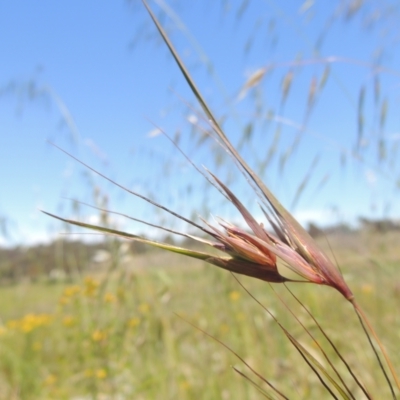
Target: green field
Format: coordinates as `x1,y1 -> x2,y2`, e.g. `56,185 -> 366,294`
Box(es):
0,230 -> 399,399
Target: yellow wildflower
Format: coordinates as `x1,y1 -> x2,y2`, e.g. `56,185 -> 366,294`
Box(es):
96,369 -> 107,379
63,285 -> 81,297
58,296 -> 70,305
92,329 -> 107,342
229,290 -> 241,302
138,303 -> 150,314
62,315 -> 76,327
128,317 -> 140,328
104,292 -> 117,304
7,313 -> 53,333
84,277 -> 99,297
361,284 -> 375,295
44,374 -> 57,386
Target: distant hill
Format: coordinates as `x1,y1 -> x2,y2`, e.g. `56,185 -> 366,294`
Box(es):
1,217 -> 399,284
0,238 -> 150,284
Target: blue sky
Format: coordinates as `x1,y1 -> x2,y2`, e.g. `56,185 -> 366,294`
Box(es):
1,0 -> 400,246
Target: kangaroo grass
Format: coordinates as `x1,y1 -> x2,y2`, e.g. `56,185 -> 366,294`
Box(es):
44,135 -> 397,397
43,0 -> 399,397
284,285 -> 371,399
140,0 -> 399,395
271,286 -> 359,400
232,274 -> 359,400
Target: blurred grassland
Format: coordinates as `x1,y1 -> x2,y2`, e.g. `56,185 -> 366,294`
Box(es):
0,230 -> 399,399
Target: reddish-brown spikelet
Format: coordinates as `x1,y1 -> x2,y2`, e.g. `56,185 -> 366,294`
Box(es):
210,172 -> 353,299
266,205 -> 354,300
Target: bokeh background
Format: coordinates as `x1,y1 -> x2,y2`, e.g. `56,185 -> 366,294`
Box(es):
2,0 -> 400,246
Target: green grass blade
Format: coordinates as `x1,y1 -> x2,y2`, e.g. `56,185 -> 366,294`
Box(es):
41,211 -> 217,263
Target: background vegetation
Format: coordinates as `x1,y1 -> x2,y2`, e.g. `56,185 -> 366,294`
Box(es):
0,228 -> 399,399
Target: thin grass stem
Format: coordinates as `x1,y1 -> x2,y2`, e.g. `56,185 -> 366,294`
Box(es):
286,333 -> 340,399
230,274 -> 349,398
269,284 -> 357,400
285,285 -> 372,399
351,299 -> 398,398
232,367 -> 276,399
174,313 -> 289,400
